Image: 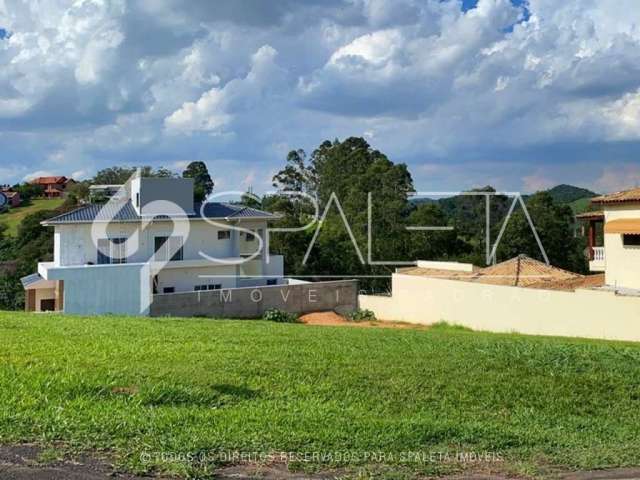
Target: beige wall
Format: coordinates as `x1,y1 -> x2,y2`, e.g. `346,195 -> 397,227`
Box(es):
603,205 -> 640,290
360,274 -> 640,342
34,287 -> 56,312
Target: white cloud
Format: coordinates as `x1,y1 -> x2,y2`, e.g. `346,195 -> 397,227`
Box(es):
164,45 -> 287,134
23,170 -> 56,182
1,0 -> 640,194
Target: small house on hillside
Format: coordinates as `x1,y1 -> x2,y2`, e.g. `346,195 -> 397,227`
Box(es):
30,176 -> 75,198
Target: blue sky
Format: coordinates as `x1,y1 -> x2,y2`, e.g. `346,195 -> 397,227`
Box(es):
0,0 -> 639,194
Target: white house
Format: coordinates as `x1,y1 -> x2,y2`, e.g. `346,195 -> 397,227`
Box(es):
578,187 -> 640,291
22,175 -> 284,315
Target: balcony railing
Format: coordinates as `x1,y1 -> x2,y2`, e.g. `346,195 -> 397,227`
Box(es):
593,247 -> 605,262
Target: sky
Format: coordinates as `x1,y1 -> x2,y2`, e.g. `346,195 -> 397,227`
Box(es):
0,0 -> 639,194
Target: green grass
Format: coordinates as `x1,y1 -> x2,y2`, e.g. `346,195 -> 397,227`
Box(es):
2,312 -> 640,478
0,198 -> 64,235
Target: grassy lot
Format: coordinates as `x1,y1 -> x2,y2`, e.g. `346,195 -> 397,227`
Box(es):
0,198 -> 64,235
1,312 -> 640,478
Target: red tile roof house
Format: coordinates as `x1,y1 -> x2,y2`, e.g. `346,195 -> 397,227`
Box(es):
30,176 -> 76,199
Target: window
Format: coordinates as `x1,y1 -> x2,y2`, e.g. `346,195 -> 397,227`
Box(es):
163,287 -> 175,294
266,279 -> 278,286
623,234 -> 640,246
154,236 -> 183,261
245,231 -> 255,242
218,230 -> 230,240
136,192 -> 140,208
97,238 -> 127,265
195,284 -> 222,291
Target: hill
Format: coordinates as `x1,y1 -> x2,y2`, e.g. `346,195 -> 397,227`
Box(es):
545,184 -> 597,204
0,198 -> 64,236
1,312 -> 640,478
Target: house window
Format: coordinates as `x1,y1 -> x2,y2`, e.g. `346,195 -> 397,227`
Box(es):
246,231 -> 255,241
97,238 -> 127,265
218,230 -> 231,240
136,192 -> 140,208
154,236 -> 183,261
163,287 -> 175,294
623,234 -> 640,246
266,279 -> 278,286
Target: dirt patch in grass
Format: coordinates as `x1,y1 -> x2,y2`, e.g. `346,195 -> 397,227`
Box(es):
299,311 -> 429,330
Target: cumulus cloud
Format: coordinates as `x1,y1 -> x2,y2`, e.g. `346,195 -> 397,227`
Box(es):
0,0 -> 639,193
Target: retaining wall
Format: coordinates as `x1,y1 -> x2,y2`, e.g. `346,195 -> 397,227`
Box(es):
150,280 -> 358,318
359,273 -> 640,342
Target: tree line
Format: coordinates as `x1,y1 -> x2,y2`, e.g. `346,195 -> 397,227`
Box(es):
0,139 -> 587,309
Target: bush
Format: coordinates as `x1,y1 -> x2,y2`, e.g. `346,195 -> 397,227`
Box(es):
346,309 -> 376,322
263,308 -> 299,323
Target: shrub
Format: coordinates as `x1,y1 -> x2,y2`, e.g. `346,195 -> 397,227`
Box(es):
346,309 -> 376,322
263,308 -> 299,323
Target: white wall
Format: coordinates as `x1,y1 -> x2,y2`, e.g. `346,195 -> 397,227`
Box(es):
604,205 -> 640,290
360,273 -> 640,342
46,263 -> 151,316
56,219 -> 270,266
156,265 -> 238,292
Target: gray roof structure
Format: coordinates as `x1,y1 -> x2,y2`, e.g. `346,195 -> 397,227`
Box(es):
42,201 -> 280,225
21,273 -> 44,288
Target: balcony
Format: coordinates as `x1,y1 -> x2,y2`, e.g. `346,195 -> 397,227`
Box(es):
589,246 -> 605,272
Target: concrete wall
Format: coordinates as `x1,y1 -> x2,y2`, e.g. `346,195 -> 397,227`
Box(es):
156,265 -> 238,292
150,280 -> 358,318
135,177 -> 195,215
604,204 -> 640,290
46,263 -> 152,316
359,273 -> 640,342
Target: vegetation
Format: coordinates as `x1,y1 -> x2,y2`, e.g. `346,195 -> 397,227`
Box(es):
91,165 -> 176,185
262,308 -> 299,323
182,161 -> 214,202
546,184 -> 597,204
0,198 -> 64,236
1,313 -> 640,477
346,308 -> 376,322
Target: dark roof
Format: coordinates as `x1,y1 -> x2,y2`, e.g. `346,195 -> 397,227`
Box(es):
21,273 -> 43,288
42,201 -> 279,225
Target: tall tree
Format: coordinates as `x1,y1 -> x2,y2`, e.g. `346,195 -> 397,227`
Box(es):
496,192 -> 587,272
182,161 -> 214,202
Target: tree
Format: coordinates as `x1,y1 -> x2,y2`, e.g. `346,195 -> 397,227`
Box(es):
269,137 -> 418,289
496,192 -> 588,272
92,166 -> 175,185
182,162 -> 214,202
64,181 -> 90,207
11,183 -> 44,202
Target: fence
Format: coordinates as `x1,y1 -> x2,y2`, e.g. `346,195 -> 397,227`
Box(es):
150,280 -> 358,318
359,273 -> 640,342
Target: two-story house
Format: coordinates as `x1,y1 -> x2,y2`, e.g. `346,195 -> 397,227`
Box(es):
22,175 -> 284,315
578,187 -> 640,292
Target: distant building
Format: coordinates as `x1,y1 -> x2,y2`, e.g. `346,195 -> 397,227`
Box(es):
30,176 -> 76,198
0,186 -> 20,207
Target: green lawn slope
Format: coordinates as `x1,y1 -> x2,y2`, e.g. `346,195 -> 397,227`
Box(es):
0,198 -> 64,236
1,312 -> 639,478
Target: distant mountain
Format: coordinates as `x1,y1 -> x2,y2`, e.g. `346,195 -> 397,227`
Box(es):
545,184 -> 597,204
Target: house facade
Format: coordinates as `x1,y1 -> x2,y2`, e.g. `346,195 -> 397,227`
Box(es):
31,176 -> 75,198
22,176 -> 284,315
579,187 -> 640,291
